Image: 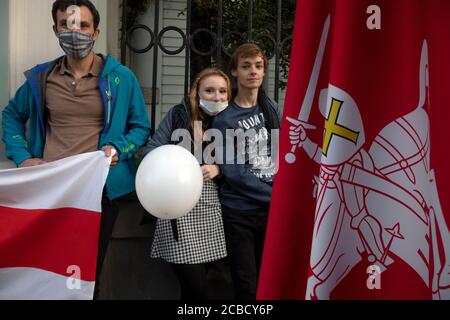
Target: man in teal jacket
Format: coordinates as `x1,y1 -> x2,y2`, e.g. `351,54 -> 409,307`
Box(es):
1,0 -> 151,298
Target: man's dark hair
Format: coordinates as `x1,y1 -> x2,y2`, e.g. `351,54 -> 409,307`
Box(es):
52,0 -> 100,30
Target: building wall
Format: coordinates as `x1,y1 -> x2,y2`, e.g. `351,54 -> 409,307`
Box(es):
0,0 -> 11,168
0,0 -> 8,110
106,0 -> 121,60
91,0 -> 108,55
160,0 -> 188,120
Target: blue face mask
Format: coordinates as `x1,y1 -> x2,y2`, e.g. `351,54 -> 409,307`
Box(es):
58,31 -> 94,60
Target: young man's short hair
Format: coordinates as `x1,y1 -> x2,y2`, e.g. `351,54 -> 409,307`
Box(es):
230,43 -> 269,71
52,0 -> 100,30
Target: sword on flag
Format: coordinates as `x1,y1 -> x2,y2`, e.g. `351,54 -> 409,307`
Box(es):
285,15 -> 330,164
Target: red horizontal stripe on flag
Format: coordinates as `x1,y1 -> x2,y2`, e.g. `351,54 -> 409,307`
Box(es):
0,206 -> 100,281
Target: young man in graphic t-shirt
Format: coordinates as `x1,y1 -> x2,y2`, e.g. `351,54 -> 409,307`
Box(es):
212,43 -> 282,300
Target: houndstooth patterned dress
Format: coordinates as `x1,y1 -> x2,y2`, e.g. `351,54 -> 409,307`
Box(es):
151,180 -> 227,264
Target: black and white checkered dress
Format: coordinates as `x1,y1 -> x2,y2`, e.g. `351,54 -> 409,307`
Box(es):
150,180 -> 227,264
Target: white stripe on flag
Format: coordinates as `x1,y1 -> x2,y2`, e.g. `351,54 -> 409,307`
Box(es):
0,268 -> 95,300
0,151 -> 111,212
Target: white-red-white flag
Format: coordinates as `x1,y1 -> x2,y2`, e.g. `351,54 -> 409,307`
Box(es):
0,152 -> 111,300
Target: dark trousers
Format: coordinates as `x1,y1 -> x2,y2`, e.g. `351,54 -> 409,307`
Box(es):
171,263 -> 208,300
93,194 -> 120,299
221,206 -> 269,300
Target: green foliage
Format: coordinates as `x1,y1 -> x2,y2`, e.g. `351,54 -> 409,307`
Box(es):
121,0 -> 152,30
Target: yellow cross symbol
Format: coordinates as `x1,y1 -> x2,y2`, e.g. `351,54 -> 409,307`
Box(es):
322,98 -> 359,156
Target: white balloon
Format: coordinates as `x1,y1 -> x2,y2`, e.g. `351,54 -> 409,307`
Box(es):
136,145 -> 203,220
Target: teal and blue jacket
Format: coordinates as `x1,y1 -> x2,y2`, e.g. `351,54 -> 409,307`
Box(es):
1,54 -> 151,200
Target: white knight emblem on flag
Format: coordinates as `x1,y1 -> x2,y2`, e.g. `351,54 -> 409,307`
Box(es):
286,16 -> 450,300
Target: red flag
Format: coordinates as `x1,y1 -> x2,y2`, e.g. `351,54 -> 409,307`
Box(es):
258,0 -> 450,300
